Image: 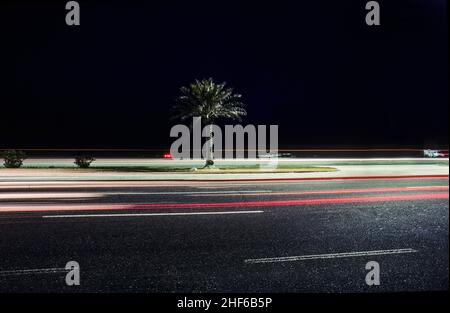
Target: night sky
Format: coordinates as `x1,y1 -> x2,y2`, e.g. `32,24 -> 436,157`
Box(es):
0,0 -> 448,150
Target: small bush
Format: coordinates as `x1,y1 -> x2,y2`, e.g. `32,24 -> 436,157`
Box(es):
74,155 -> 96,169
2,150 -> 27,168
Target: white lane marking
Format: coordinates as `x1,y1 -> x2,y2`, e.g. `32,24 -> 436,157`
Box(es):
196,186 -> 245,189
245,248 -> 419,264
106,190 -> 272,195
43,210 -> 264,219
0,268 -> 67,276
0,193 -> 102,200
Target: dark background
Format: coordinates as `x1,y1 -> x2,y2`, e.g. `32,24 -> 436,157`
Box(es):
0,0 -> 448,150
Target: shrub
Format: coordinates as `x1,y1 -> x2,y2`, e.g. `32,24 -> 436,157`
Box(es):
74,155 -> 96,169
2,150 -> 27,168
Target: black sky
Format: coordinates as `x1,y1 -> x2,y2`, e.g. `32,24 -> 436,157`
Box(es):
0,0 -> 448,149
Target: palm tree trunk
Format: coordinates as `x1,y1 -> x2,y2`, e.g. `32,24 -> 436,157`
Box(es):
206,124 -> 214,167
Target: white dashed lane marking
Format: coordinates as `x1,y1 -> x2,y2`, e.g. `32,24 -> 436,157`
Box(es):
245,249 -> 419,264
43,210 -> 265,219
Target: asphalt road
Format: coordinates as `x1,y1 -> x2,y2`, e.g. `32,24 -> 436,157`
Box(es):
0,177 -> 448,293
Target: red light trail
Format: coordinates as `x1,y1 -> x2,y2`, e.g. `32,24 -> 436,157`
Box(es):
0,192 -> 447,213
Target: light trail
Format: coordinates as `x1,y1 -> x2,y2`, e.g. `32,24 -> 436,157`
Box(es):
0,192 -> 447,213
189,186 -> 449,197
0,175 -> 448,190
43,210 -> 264,219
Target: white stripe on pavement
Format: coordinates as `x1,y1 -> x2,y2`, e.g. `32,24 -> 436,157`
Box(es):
0,193 -> 102,200
0,268 -> 67,276
43,210 -> 264,219
106,190 -> 272,195
245,248 -> 419,264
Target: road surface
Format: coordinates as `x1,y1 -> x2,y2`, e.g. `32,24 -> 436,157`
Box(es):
0,176 -> 448,292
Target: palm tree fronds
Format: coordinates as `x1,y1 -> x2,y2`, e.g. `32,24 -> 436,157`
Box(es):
173,78 -> 247,124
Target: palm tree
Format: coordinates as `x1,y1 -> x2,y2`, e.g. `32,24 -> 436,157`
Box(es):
173,78 -> 247,167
